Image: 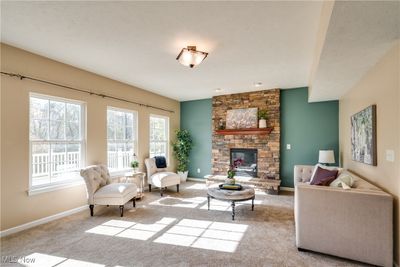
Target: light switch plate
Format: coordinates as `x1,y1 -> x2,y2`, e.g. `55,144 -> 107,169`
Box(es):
286,144 -> 291,150
385,150 -> 395,162
197,168 -> 201,173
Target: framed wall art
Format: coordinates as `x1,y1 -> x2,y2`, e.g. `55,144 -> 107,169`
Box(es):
351,105 -> 377,166
226,108 -> 258,129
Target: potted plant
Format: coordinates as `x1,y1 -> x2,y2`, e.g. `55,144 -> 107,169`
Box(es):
130,160 -> 139,172
258,110 -> 268,128
226,165 -> 236,185
225,158 -> 242,184
172,129 -> 193,182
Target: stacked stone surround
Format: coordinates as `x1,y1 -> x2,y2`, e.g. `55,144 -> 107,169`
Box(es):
212,89 -> 280,180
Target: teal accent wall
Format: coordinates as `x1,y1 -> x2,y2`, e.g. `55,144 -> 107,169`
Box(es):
280,87 -> 339,187
180,88 -> 339,186
180,99 -> 212,178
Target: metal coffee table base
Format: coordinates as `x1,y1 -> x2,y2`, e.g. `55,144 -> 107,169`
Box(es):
207,194 -> 255,220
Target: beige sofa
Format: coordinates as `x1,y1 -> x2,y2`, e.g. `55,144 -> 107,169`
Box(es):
294,165 -> 393,267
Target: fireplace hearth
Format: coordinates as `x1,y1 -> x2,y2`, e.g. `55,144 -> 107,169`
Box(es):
212,89 -> 280,179
230,148 -> 258,177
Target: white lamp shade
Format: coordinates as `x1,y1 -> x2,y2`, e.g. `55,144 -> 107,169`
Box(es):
318,150 -> 335,164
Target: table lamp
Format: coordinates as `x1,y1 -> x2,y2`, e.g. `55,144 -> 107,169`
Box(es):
318,150 -> 335,166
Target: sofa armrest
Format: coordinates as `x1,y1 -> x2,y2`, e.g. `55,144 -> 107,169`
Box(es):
295,184 -> 393,267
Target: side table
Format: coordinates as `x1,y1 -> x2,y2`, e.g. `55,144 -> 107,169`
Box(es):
124,172 -> 146,199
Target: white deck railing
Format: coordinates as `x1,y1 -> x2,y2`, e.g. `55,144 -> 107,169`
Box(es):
32,151 -> 80,177
107,151 -> 132,170
32,150 -> 132,177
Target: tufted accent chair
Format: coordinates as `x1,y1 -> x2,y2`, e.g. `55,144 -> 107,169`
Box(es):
80,165 -> 137,217
145,158 -> 180,197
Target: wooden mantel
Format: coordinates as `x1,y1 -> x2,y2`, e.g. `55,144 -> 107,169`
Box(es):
215,127 -> 273,135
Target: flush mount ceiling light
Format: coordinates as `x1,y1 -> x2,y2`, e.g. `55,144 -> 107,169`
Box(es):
176,46 -> 208,68
254,82 -> 263,87
215,88 -> 222,92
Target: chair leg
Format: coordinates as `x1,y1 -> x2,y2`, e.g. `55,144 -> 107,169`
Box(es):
119,205 -> 124,217
89,205 -> 94,216
177,184 -> 179,192
160,187 -> 164,197
133,197 -> 136,208
149,184 -> 152,192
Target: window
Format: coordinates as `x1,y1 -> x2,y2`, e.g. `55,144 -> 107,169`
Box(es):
29,94 -> 85,188
107,107 -> 138,172
149,115 -> 169,160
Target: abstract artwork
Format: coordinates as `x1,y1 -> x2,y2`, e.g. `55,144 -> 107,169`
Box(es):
226,108 -> 258,129
351,105 -> 377,166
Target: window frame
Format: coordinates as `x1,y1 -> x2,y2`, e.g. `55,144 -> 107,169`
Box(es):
106,106 -> 139,174
149,114 -> 170,162
28,93 -> 86,193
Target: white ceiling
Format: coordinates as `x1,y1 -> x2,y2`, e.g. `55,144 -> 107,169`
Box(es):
2,1 -> 398,103
1,1 -> 323,101
309,1 -> 400,102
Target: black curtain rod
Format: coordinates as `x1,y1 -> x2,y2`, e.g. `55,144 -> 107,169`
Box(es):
0,71 -> 175,113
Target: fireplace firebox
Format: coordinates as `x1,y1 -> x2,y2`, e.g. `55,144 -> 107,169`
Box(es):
230,148 -> 258,177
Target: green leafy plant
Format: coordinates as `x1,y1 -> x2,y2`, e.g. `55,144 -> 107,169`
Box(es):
227,167 -> 236,179
258,110 -> 268,120
130,160 -> 139,169
172,129 -> 193,172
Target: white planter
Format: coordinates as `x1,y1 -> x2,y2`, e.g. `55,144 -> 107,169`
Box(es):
178,171 -> 189,182
259,119 -> 267,128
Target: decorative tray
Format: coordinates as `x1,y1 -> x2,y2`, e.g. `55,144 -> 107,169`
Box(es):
219,184 -> 243,190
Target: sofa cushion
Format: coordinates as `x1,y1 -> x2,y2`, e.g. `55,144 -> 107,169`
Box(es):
94,183 -> 137,199
150,172 -> 180,187
310,167 -> 338,186
352,176 -> 381,191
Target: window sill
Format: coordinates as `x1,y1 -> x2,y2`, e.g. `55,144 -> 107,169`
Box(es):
28,180 -> 85,196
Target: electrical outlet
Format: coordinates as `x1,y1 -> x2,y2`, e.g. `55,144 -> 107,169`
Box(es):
386,150 -> 395,162
286,144 -> 291,150
197,168 -> 201,173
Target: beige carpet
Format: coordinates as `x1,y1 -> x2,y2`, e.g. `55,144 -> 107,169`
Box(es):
1,182 -> 368,267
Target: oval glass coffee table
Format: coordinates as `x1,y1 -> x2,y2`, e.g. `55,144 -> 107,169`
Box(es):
207,185 -> 255,220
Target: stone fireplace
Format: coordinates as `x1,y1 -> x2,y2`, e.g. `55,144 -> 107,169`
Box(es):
230,148 -> 258,177
211,89 -> 280,180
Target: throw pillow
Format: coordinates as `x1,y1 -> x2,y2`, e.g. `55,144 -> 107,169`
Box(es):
310,163 -> 343,184
154,156 -> 167,168
330,173 -> 354,189
310,167 -> 338,186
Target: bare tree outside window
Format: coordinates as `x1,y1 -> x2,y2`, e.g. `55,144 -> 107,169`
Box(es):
107,107 -> 137,171
149,115 -> 169,160
29,95 -> 85,187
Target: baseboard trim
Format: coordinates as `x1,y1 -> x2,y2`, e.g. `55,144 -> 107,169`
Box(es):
0,205 -> 88,238
281,186 -> 294,192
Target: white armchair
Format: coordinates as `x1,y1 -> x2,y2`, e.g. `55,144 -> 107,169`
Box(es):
145,158 -> 180,196
80,165 -> 137,217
